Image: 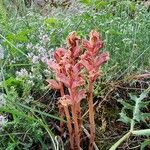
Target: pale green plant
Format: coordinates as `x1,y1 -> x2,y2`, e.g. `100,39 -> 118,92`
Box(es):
110,88 -> 150,150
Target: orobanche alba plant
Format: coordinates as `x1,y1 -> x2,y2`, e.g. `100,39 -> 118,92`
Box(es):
47,30 -> 109,150
110,88 -> 150,150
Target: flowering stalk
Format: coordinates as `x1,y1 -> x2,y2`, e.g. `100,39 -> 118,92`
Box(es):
46,30 -> 109,150
88,81 -> 95,150
59,82 -> 65,136
59,96 -> 74,149
80,30 -> 109,150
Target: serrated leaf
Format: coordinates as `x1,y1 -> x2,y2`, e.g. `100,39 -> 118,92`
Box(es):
132,129 -> 150,136
119,100 -> 133,110
139,92 -> 147,101
129,93 -> 137,102
133,110 -> 141,122
139,113 -> 150,122
139,101 -> 150,108
119,110 -> 131,124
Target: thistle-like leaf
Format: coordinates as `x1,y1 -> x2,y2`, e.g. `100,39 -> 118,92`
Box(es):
139,92 -> 147,101
139,113 -> 150,122
118,109 -> 131,124
132,129 -> 150,136
129,93 -> 138,102
118,100 -> 133,110
140,139 -> 150,150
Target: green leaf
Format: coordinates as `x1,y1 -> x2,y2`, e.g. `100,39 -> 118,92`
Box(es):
141,139 -> 150,150
139,101 -> 150,108
79,0 -> 92,5
139,92 -> 147,101
139,113 -> 150,122
132,129 -> 150,136
119,100 -> 133,110
129,93 -> 137,102
119,110 -> 131,124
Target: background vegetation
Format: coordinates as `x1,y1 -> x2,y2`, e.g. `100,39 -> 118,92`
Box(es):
0,0 -> 150,149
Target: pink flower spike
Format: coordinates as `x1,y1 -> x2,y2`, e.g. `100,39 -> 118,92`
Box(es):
67,31 -> 80,48
90,30 -> 103,49
80,58 -> 93,72
82,40 -> 92,50
47,79 -> 61,89
89,70 -> 100,82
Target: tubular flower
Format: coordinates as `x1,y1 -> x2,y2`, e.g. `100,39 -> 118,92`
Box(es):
56,64 -> 85,90
67,31 -> 82,59
82,30 -> 103,56
80,30 -> 109,82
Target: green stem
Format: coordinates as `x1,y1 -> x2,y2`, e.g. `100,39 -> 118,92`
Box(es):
109,132 -> 131,150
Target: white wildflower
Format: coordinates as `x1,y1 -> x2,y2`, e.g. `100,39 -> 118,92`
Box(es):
27,80 -> 34,86
27,43 -> 33,49
0,115 -> 7,130
32,55 -> 39,64
0,45 -> 4,59
16,68 -> 29,78
0,93 -> 6,107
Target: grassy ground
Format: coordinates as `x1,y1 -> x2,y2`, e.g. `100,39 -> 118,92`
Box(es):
0,0 -> 150,149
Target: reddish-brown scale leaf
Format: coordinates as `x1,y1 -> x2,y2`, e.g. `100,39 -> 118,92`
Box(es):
77,89 -> 86,103
71,76 -> 85,89
56,73 -> 70,87
59,95 -> 72,106
47,60 -> 59,71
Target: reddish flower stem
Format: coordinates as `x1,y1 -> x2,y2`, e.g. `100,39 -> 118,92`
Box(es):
63,105 -> 74,149
59,82 -> 65,136
77,102 -> 82,146
72,103 -> 80,149
88,81 -> 95,150
70,90 -> 80,149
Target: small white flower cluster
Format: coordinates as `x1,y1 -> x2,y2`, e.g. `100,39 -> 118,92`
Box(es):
0,45 -> 4,59
0,115 -> 7,131
26,26 -> 54,64
15,67 -> 45,86
15,68 -> 34,86
39,34 -> 49,44
0,93 -> 6,107
0,93 -> 7,131
27,43 -> 53,64
16,68 -> 29,78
